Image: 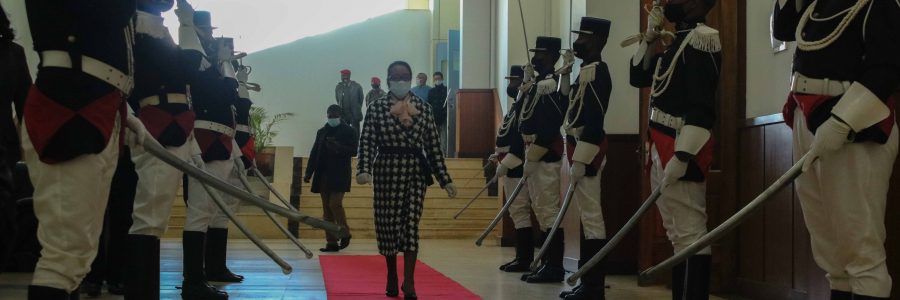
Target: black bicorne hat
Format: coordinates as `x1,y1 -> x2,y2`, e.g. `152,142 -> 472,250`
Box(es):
529,36 -> 562,53
572,17 -> 611,37
505,65 -> 524,79
193,11 -> 217,29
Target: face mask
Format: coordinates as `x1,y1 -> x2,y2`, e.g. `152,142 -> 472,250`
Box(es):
573,42 -> 589,60
327,118 -> 341,127
434,80 -> 444,86
530,57 -> 545,74
664,3 -> 687,23
389,80 -> 412,97
372,84 -> 380,89
507,86 -> 519,99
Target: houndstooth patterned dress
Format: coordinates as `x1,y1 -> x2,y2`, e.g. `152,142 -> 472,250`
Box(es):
357,93 -> 452,255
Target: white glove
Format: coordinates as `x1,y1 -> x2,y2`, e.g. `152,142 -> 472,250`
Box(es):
125,114 -> 147,146
236,67 -> 249,83
496,164 -> 509,178
661,158 -> 688,189
648,4 -> 664,30
802,117 -> 851,172
569,162 -> 586,183
643,29 -> 660,43
357,173 -> 373,185
174,0 -> 195,26
559,50 -> 575,74
523,160 -> 539,177
444,183 -> 458,198
524,64 -> 535,82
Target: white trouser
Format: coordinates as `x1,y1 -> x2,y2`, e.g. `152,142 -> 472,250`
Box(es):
793,108 -> 897,297
21,117 -> 120,292
504,176 -> 533,229
650,145 -> 710,255
526,160 -> 562,230
128,139 -> 193,237
184,159 -> 233,232
211,165 -> 242,229
576,159 -> 606,240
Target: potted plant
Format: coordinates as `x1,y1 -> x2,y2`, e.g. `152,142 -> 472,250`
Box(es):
249,106 -> 294,177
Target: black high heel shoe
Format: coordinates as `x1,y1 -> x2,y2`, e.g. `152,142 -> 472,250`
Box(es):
401,283 -> 417,300
386,275 -> 399,297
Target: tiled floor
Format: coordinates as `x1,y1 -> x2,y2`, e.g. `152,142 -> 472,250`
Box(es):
0,239 -> 731,299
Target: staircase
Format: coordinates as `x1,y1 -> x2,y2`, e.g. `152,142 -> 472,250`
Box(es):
164,158 -> 500,240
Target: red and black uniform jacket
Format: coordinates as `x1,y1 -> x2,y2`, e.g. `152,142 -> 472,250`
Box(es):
1,41 -> 31,164
191,44 -> 238,162
518,73 -> 568,163
24,0 -> 135,163
774,0 -> 900,143
129,17 -> 203,148
234,96 -> 255,166
630,23 -> 721,182
496,99 -> 526,178
566,61 -> 611,177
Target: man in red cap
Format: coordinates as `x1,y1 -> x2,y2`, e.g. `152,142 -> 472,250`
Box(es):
335,69 -> 364,133
365,77 -> 385,107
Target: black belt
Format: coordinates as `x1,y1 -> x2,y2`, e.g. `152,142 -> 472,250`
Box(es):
379,146 -> 420,155
378,146 -> 435,186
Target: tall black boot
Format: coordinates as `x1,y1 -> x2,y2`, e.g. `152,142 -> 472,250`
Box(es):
205,228 -> 243,283
125,234 -> 159,300
526,228 -> 565,283
830,290 -> 852,300
565,239 -> 607,300
685,255 -> 710,300
181,231 -> 228,300
521,230 -> 549,281
27,285 -> 69,300
671,261 -> 686,300
503,227 -> 534,272
853,294 -> 890,300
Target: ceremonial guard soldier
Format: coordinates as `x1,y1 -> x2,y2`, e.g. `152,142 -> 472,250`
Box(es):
124,0 -> 212,299
560,17 -> 612,300
180,11 -> 239,300
21,1 -> 136,298
517,36 -> 572,283
774,0 -> 900,299
202,37 -> 246,286
630,1 -> 720,299
495,65 -> 536,273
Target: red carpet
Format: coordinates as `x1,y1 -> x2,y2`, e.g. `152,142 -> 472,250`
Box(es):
319,255 -> 482,300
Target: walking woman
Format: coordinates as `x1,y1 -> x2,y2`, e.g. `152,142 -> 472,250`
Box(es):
356,61 -> 458,299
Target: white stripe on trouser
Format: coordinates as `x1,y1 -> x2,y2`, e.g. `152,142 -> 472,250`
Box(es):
525,161 -> 562,229
128,138 -> 193,237
793,108 -> 896,297
504,176 -> 533,229
21,116 -> 121,292
650,145 -> 710,255
576,159 -> 607,240
184,159 -> 234,232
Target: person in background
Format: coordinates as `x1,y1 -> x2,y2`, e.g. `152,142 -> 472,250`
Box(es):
366,77 -> 385,108
411,72 -> 431,101
0,2 -> 31,276
304,105 -> 358,252
335,69 -> 364,132
427,72 -> 448,152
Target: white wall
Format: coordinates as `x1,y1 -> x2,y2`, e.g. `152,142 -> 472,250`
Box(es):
586,0 -> 639,134
460,0 -> 495,89
746,0 -> 795,118
2,0 -> 38,78
244,10 -> 432,156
